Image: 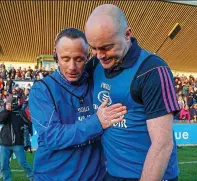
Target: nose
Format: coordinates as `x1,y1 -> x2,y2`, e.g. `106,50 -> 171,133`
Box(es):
94,50 -> 106,60
68,60 -> 76,70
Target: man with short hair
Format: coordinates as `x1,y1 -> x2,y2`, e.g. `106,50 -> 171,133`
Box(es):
0,96 -> 33,181
85,4 -> 179,181
29,28 -> 127,181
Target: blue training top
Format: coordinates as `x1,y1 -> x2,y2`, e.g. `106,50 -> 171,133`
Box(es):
29,69 -> 106,181
92,38 -> 179,180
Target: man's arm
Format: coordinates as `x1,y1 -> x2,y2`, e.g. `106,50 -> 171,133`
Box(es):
131,56 -> 180,180
140,114 -> 174,181
29,84 -> 126,150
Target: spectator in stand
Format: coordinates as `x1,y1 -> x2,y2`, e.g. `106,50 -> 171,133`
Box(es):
41,67 -> 49,77
12,89 -> 17,96
26,83 -> 31,90
1,90 -> 8,104
189,104 -> 197,122
21,74 -> 25,80
194,104 -> 197,122
16,69 -> 22,79
15,74 -> 21,80
187,86 -> 194,107
0,63 -> 6,69
25,70 -> 32,80
182,81 -> 189,97
18,66 -> 22,73
11,73 -> 15,80
21,88 -> 30,105
178,96 -> 185,109
12,85 -> 22,99
179,105 -> 191,121
23,68 -> 27,72
175,79 -> 182,96
0,92 -> 5,111
193,87 -> 197,104
0,77 -> 5,93
34,74 -> 41,83
6,77 -> 15,94
194,78 -> 197,88
8,67 -> 16,79
189,75 -> 195,86
31,66 -> 40,80
0,67 -> 8,80
27,66 -> 33,74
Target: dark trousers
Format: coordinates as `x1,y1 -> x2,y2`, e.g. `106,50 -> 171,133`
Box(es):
103,172 -> 178,181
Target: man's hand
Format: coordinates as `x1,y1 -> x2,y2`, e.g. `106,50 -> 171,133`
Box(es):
97,99 -> 127,129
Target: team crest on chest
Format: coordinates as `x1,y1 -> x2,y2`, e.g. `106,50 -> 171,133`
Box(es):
97,82 -> 112,105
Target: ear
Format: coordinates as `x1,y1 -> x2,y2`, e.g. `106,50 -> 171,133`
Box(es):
125,27 -> 132,41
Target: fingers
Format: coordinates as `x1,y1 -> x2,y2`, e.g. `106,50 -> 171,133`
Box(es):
107,103 -> 123,111
110,106 -> 127,115
99,98 -> 109,108
110,116 -> 124,125
109,109 -> 127,120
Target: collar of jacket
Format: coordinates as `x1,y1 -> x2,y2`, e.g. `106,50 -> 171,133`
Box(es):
106,37 -> 141,74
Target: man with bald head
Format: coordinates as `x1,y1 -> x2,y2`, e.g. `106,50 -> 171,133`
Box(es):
85,4 -> 179,181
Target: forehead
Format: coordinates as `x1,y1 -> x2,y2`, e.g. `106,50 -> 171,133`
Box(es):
56,37 -> 88,55
86,25 -> 122,47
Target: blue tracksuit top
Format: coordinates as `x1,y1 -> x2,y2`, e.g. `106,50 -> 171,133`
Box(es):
93,49 -> 179,179
29,70 -> 106,181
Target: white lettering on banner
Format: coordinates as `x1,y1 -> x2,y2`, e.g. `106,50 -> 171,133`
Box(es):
78,106 -> 89,113
113,119 -> 127,128
101,83 -> 111,91
175,132 -> 189,140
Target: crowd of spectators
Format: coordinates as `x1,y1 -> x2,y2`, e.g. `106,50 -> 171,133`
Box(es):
0,63 -> 53,111
174,74 -> 197,122
0,63 -> 54,81
1,62 -> 197,123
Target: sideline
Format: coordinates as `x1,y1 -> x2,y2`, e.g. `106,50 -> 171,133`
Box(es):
10,161 -> 197,172
179,161 -> 197,165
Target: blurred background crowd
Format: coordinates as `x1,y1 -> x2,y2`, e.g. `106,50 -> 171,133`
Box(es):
1,62 -> 197,123
174,74 -> 197,122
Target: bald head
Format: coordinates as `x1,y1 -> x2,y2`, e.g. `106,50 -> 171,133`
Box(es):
85,4 -> 132,70
85,4 -> 128,35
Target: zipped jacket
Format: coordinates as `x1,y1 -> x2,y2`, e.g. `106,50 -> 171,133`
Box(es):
29,70 -> 106,181
0,105 -> 24,146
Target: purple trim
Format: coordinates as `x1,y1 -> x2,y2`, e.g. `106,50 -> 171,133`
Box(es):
161,67 -> 175,111
164,67 -> 180,110
158,68 -> 170,112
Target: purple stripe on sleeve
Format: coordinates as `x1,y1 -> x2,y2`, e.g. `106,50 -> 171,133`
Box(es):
164,67 -> 180,110
157,68 -> 170,112
161,67 -> 175,111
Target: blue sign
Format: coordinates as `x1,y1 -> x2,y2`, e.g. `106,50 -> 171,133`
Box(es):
30,124 -> 197,149
173,124 -> 197,145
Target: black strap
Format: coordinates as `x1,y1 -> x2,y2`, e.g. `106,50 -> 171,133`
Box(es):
48,75 -> 89,104
39,79 -> 57,111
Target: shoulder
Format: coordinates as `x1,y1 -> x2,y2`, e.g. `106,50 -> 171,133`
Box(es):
136,55 -> 169,78
85,57 -> 100,78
